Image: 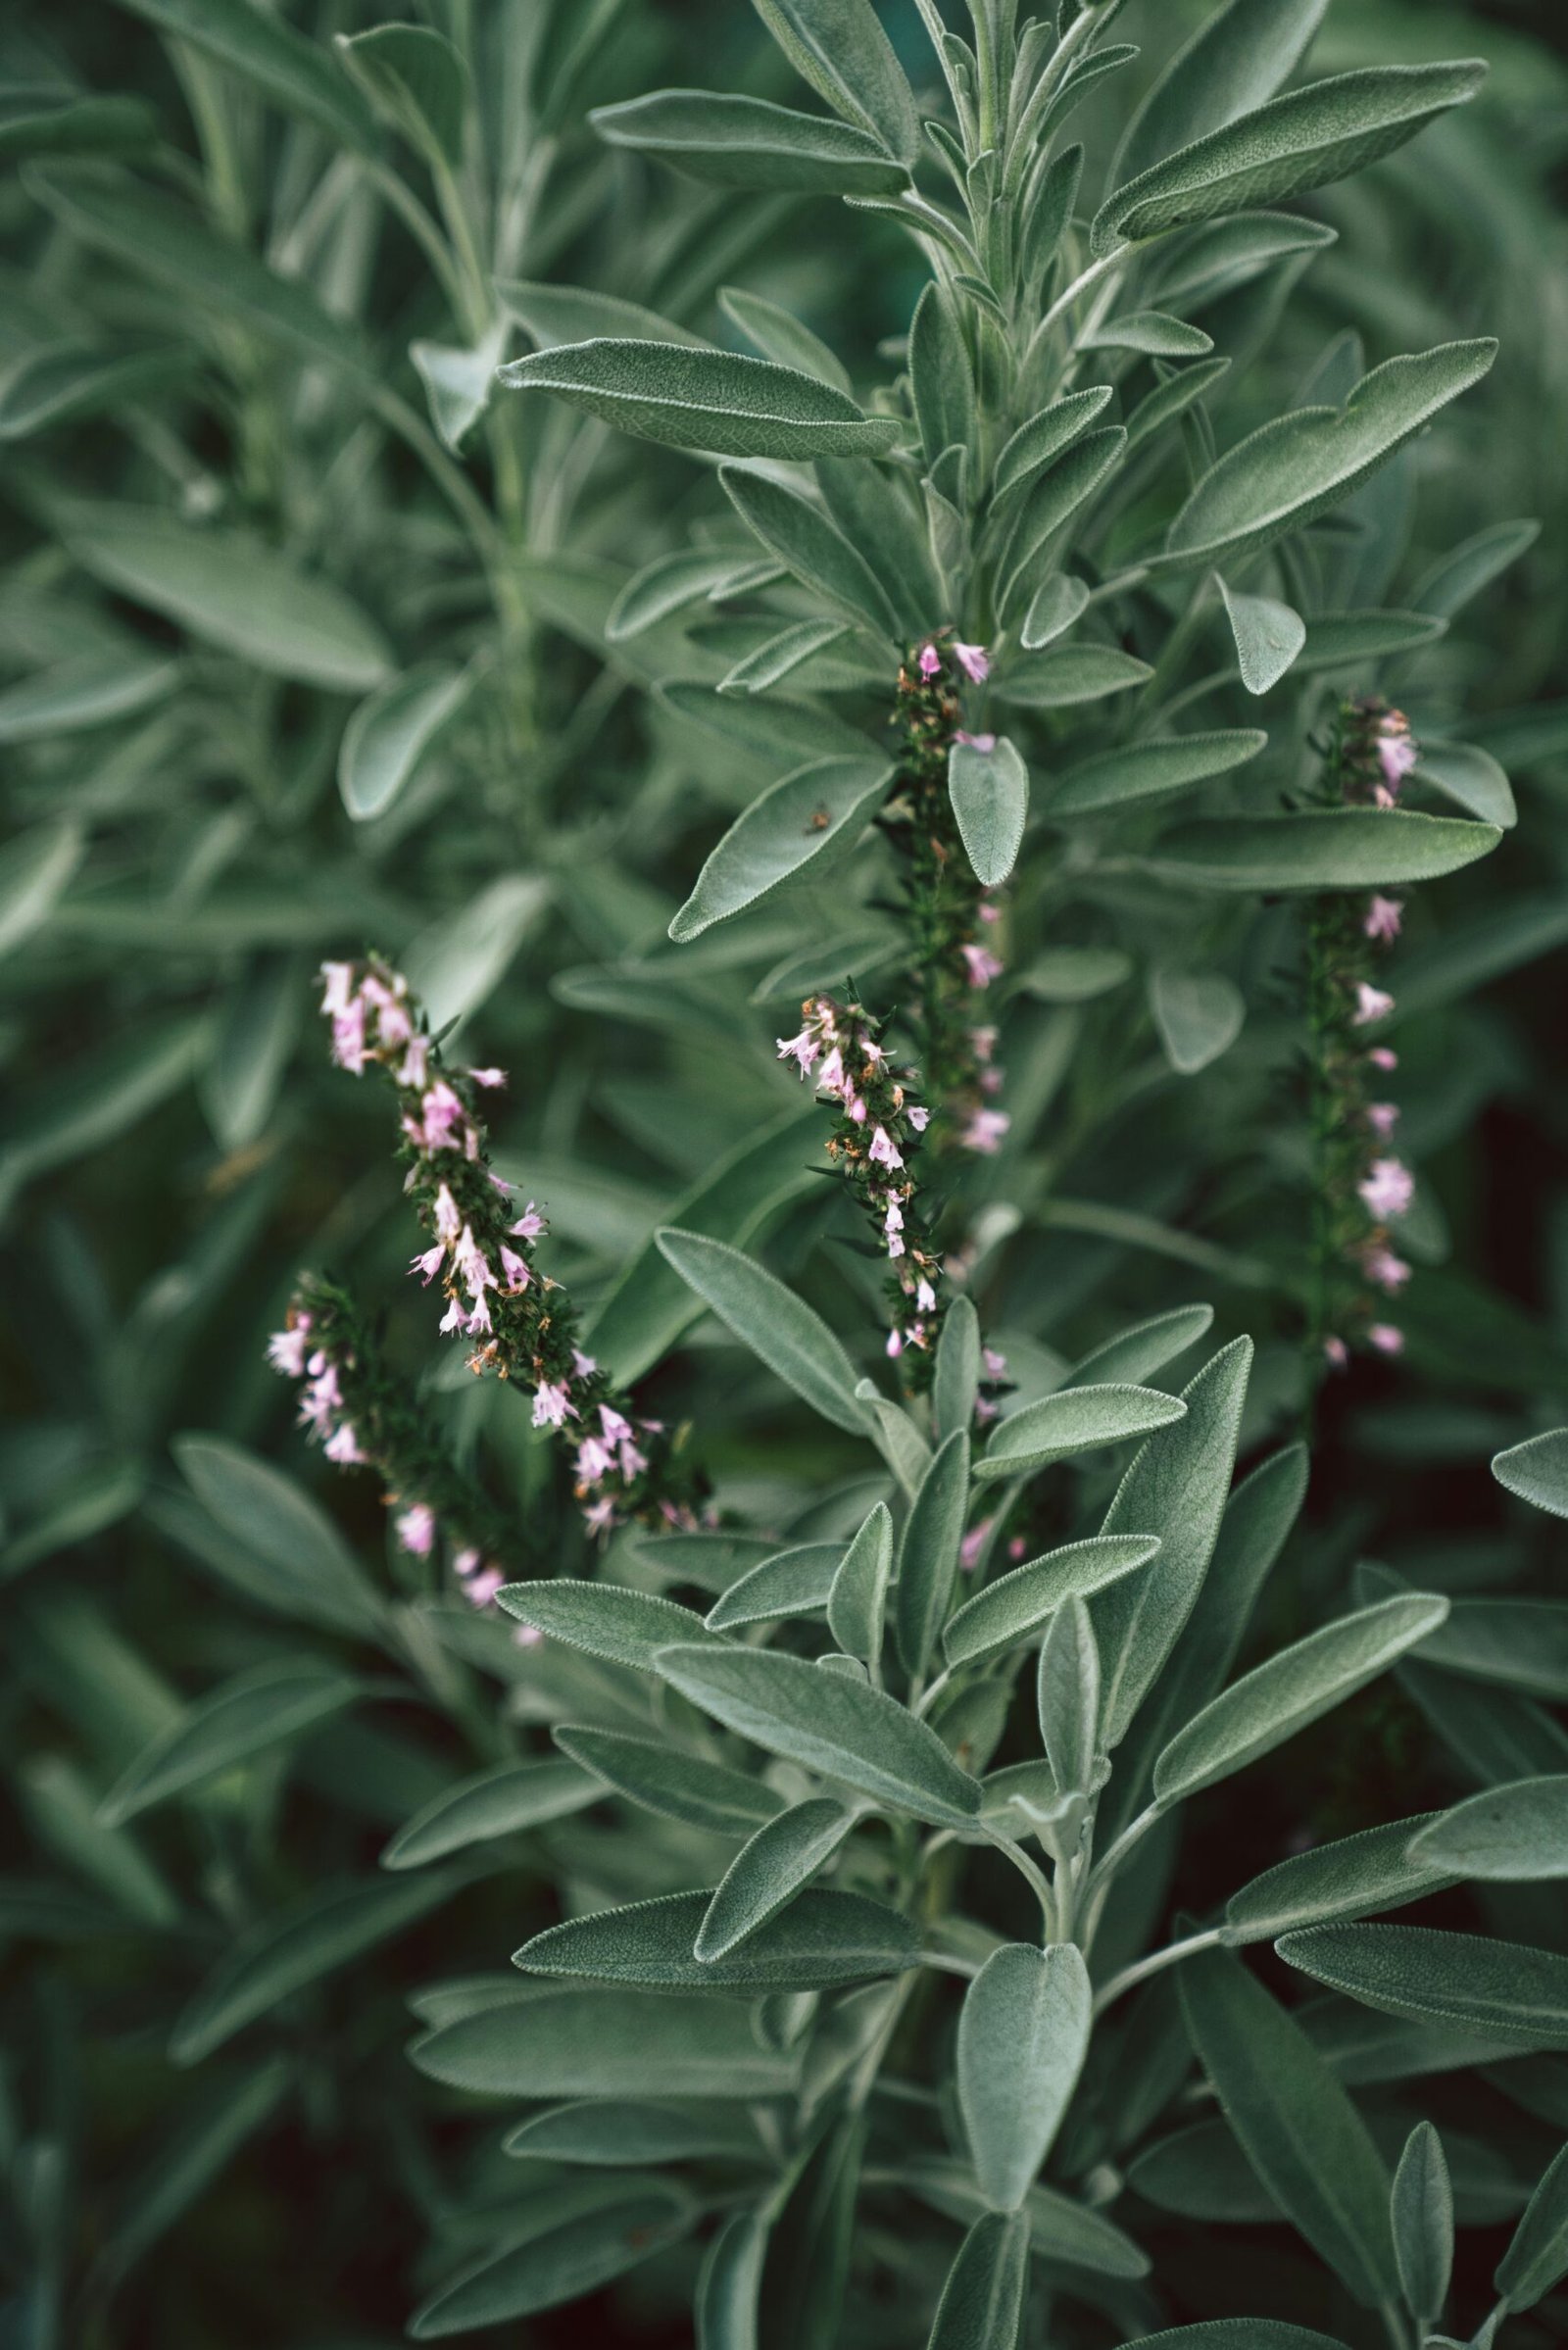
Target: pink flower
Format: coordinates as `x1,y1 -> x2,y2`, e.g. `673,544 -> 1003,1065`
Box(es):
842,1090 -> 866,1123
978,900 -> 1002,926
583,1499 -> 616,1538
1368,1046 -> 1398,1071
453,1548 -> 481,1579
974,1396 -> 999,1425
955,730 -> 997,753
330,998 -> 367,1074
907,1105 -> 931,1133
466,1567 -> 505,1607
1376,725 -> 1418,793
571,1346 -> 598,1379
868,1126 -> 904,1170
954,641 -> 990,683
1368,1323 -> 1405,1356
600,1405 -> 632,1444
454,1227 -> 494,1297
499,1246 -> 531,1293
1367,1102 -> 1399,1138
1359,1156 -> 1414,1221
915,1278 -> 937,1312
918,643 -> 942,679
324,1421 -> 366,1465
532,1381 -> 575,1429
376,1000 -> 413,1048
398,1035 -> 430,1089
268,1325 -> 311,1378
419,1081 -> 467,1151
397,1503 -> 436,1556
465,1294 -> 493,1338
1323,1336 -> 1348,1370
776,1027 -> 817,1076
983,1347 -> 1008,1380
961,944 -> 1004,989
434,1184 -> 462,1243
510,1203 -> 545,1240
816,1046 -> 846,1096
1364,896 -> 1402,944
411,1245 -> 445,1286
468,1066 -> 506,1089
886,1329 -> 904,1359
319,962 -> 356,1016
971,1025 -> 998,1062
439,1296 -> 466,1336
963,1108 -> 1010,1154
1365,1247 -> 1411,1294
1353,982 -> 1395,1026
577,1436 -> 614,1484
959,1520 -> 993,1573
619,1439 -> 649,1479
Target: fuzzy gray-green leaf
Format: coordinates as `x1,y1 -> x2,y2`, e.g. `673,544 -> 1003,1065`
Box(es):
497,339 -> 901,459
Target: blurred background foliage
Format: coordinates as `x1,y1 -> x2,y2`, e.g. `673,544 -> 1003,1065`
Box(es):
0,1 -> 1565,2343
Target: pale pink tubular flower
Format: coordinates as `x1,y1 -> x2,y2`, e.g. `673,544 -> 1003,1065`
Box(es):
1368,1046 -> 1398,1071
1376,720 -> 1418,794
467,1066 -> 506,1089
397,1502 -> 436,1556
954,641 -> 991,683
1359,1157 -> 1414,1221
319,962 -> 356,1017
577,1436 -> 614,1484
511,1203 -> 545,1240
1323,1336 -> 1349,1370
411,1244 -> 445,1286
917,642 -> 942,679
532,1381 -> 575,1429
915,1277 -> 937,1312
961,943 -> 1004,990
1368,1323 -> 1405,1356
324,1421 -> 366,1465
983,1346 -> 1008,1381
453,1547 -> 482,1580
776,1027 -> 817,1076
499,1246 -> 531,1292
268,1324 -> 312,1378
959,1520 -> 993,1573
434,1184 -> 463,1243
955,730 -> 997,753
466,1567 -> 506,1607
1365,1247 -> 1412,1294
330,996 -> 367,1074
868,1125 -> 904,1170
1353,981 -> 1395,1026
1367,1102 -> 1399,1139
907,1105 -> 932,1133
963,1108 -> 1010,1154
1364,895 -> 1403,943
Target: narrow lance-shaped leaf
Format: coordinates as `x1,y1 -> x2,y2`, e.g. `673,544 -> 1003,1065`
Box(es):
1392,2122 -> 1453,2328
1494,1429 -> 1568,1520
933,1298 -> 981,1446
1408,1777 -> 1568,1882
720,466 -> 899,633
696,2208 -> 770,2350
1496,2142 -> 1568,2313
338,662 -> 473,822
496,340 -> 902,460
656,1642 -> 982,1829
910,281 -> 974,472
949,738 -> 1029,888
1278,1924 -> 1568,2050
977,1384 -> 1187,1481
100,1660 -> 363,1824
927,2211 -> 1029,2350
1112,0 -> 1333,186
380,1759 -> 601,1870
696,1797 -> 857,1962
495,1581 -> 723,1674
897,1429 -> 970,1684
120,0 -> 378,152
946,1537 -> 1160,1672
828,1502 -> 894,1671
1223,1815 -> 1460,1945
1179,1945 -> 1399,2307
1154,1593 -> 1449,1804
1039,1598 -> 1102,1797
552,1726 -> 785,1836
706,1543 -> 845,1633
1095,64 -> 1487,251
411,1987 -> 799,2100
751,0 -> 920,164
959,1943 -> 1092,2210
336,24 -> 468,167
590,89 -> 909,194
1147,808 -> 1500,892
408,2178 -> 697,2339
513,1886 -> 917,1992
655,1229 -> 871,1434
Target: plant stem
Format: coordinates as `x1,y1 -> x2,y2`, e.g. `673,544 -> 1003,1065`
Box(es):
1092,1926 -> 1223,2018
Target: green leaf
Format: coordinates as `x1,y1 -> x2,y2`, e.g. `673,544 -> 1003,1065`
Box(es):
656,1642 -> 982,1829
958,1943 -> 1091,2210
696,2207 -> 769,2350
1015,946 -> 1132,1004
1119,2330 -> 1349,2350
60,507 -> 390,691
978,1384 -> 1187,1481
95,2054 -> 291,2287
706,1543 -> 846,1633
1020,574 -> 1090,652
1039,1599 -> 1101,1797
999,429 -> 1128,612
1393,2122 -> 1452,2327
1161,342 -> 1497,569
496,339 -> 900,460
660,679 -> 873,769
1112,0 -> 1332,188
933,1299 -> 982,1448
721,623 -> 851,696
906,2158 -> 1149,2277
1093,1338 -> 1252,1748
551,1726 -> 782,1836
716,291 -> 850,395
1065,1304 -> 1215,1390
117,0 -> 376,152
496,279 -> 706,350
1496,2142 -> 1568,2313
29,171 -> 369,376
721,465 -> 899,632
1219,578 -> 1306,695
1224,1815 -> 1459,1944
1125,357 -> 1232,454
895,1430 -> 970,1684
0,648 -> 176,742
1155,1595 -> 1447,1805
596,86 -> 914,195
1179,1946 -> 1398,2306
1152,212 -> 1338,308
506,2101 -> 761,2167
1051,729 -> 1267,817
949,736 -> 1028,888
409,2178 -> 696,2338
1413,742 -> 1515,831
993,387 -> 1113,505
494,1581 -> 723,1675
100,1660 -> 362,1825
668,754 -> 891,943
1151,971 -> 1247,1076
696,1798 -> 857,1960
1411,517 -> 1541,620
514,1885 -> 915,1991
172,1872 -> 464,2064
654,1229 -> 871,1435
337,661 -> 472,821
1146,808 -> 1499,892
411,323 -> 505,452
336,24 -> 469,168
380,1759 -> 600,1869
0,819 -> 84,959
0,340 -> 194,440
828,1504 -> 894,1671
1494,1429 -> 1568,1520
1297,609 -> 1447,671
172,1435 -> 384,1639
945,1537 -> 1159,1671
1278,1925 -> 1568,2050
927,2211 -> 1029,2350
588,1106 -> 819,1385
0,94 -> 156,162
1096,64 -> 1487,252
1407,1779 -> 1568,1882
995,643 -> 1152,709
411,1985 -> 799,2099
1081,312 -> 1214,359
404,873 -> 548,1030
910,281 -> 974,472
751,0 -> 919,164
